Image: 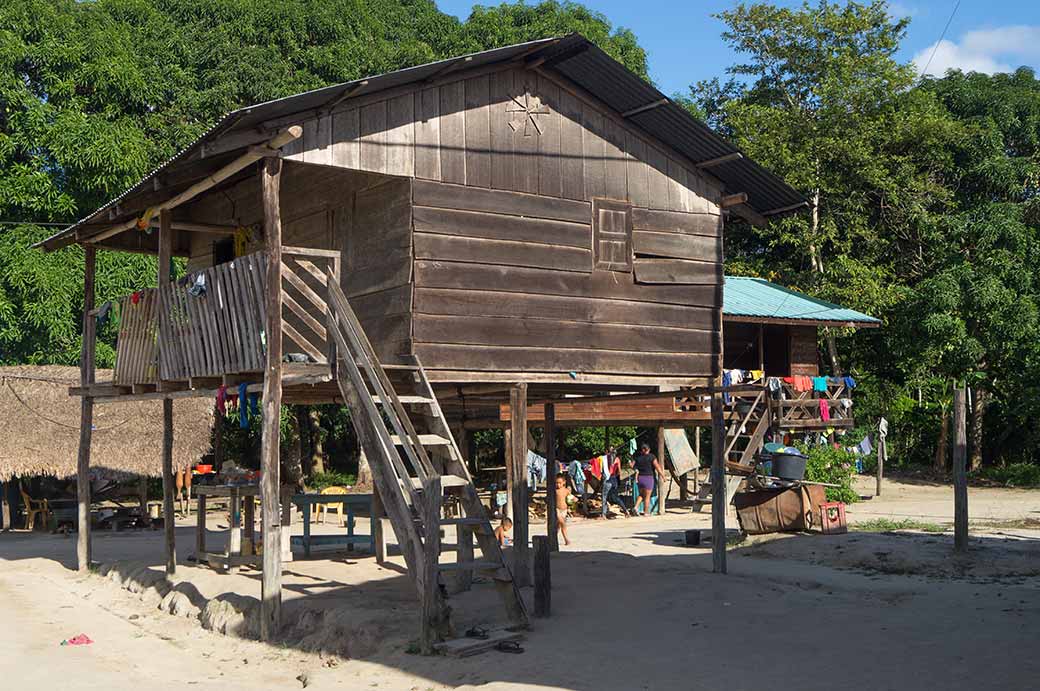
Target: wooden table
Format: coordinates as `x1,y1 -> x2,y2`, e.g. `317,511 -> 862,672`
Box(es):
194,484 -> 260,572
291,493 -> 374,558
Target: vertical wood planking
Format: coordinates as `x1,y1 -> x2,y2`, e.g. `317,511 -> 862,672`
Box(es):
463,75 -> 491,188
439,80 -> 466,184
386,94 -> 415,177
667,158 -> 690,212
414,88 -> 441,180
625,132 -> 649,208
489,70 -> 514,191
646,145 -> 670,210
360,102 -> 388,174
332,108 -> 360,169
513,71 -> 539,194
558,88 -> 584,201
581,104 -> 605,200
303,116 -> 332,166
603,119 -> 627,200
537,73 -> 562,198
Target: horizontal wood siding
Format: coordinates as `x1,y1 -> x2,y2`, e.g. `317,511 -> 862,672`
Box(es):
412,180 -> 718,379
285,66 -> 722,215
344,177 -> 413,364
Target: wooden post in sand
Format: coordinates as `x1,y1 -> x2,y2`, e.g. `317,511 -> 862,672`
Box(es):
953,387 -> 968,552
657,426 -> 666,515
260,156 -> 284,640
76,244 -> 96,571
545,402 -> 558,552
710,391 -> 727,574
509,383 -> 530,587
159,210 -> 176,576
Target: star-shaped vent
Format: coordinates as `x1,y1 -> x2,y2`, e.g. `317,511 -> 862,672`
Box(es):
507,87 -> 550,136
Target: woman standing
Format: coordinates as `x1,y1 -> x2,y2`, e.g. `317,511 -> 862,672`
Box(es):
631,443 -> 664,516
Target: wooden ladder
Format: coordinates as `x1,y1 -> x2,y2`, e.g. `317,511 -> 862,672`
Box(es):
692,389 -> 771,512
324,271 -> 528,650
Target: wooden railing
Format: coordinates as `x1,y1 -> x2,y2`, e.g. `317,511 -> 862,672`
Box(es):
112,248 -> 339,386
773,379 -> 854,429
113,289 -> 160,385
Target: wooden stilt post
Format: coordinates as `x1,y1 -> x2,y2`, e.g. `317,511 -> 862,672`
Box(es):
509,383 -> 530,587
421,475 -> 442,655
953,387 -> 968,552
504,427 -> 514,522
693,427 -> 701,496
138,477 -> 149,518
533,535 -> 551,617
876,436 -> 885,497
158,210 -> 176,575
371,474 -> 387,565
162,399 -> 176,574
1,482 -> 10,531
657,426 -> 666,515
545,403 -> 558,552
260,156 -> 284,640
710,391 -> 727,574
77,244 -> 97,571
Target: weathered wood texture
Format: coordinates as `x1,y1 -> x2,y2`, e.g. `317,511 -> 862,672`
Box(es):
77,244 -> 97,572
789,325 -> 819,377
509,384 -> 531,587
285,68 -> 722,214
710,391 -> 727,574
260,158 -> 283,640
953,388 -> 968,552
412,181 -> 720,381
342,178 -> 413,365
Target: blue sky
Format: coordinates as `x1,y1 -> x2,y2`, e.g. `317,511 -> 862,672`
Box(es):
435,1 -> 1040,96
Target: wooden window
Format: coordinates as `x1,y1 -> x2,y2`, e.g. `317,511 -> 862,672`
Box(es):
592,198 -> 633,272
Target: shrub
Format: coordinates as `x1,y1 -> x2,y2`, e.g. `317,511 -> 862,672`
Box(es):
308,471 -> 357,491
977,462 -> 1040,488
801,444 -> 859,503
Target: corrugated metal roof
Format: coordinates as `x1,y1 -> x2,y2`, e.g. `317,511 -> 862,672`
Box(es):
724,276 -> 880,327
39,33 -> 806,251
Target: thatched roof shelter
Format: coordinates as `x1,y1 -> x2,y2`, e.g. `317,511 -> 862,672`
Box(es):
0,365 -> 214,480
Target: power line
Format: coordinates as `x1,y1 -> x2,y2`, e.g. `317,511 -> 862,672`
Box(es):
918,0 -> 962,79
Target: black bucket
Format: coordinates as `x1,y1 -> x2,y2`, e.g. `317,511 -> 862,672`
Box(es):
772,451 -> 808,481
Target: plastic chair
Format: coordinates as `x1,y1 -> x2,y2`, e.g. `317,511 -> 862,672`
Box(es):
316,486 -> 349,525
19,482 -> 51,531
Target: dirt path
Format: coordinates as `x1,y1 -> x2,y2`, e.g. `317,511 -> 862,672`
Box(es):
2,478 -> 1038,690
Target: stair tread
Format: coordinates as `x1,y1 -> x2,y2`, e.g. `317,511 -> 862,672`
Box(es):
391,433 -> 451,446
373,395 -> 434,405
439,517 -> 487,526
409,475 -> 470,489
438,560 -> 502,572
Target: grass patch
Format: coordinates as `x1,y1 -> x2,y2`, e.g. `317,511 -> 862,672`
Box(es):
853,518 -> 946,533
308,471 -> 357,491
976,462 -> 1040,488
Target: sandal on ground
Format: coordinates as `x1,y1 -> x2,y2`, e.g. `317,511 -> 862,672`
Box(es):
495,641 -> 524,654
465,627 -> 489,640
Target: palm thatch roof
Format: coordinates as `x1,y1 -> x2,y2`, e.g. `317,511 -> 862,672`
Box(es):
0,365 -> 214,481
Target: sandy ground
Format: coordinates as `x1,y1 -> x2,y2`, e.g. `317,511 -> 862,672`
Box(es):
1,475 -> 1038,691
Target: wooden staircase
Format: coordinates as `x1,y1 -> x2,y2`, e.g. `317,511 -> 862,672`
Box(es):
324,271 -> 529,651
692,389 -> 772,512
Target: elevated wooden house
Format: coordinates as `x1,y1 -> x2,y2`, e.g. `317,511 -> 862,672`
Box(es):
38,35 -> 807,644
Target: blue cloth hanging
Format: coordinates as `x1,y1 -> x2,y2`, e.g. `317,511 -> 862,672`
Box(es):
249,392 -> 259,417
812,376 -> 829,392
843,375 -> 857,389
238,382 -> 249,429
721,370 -> 733,404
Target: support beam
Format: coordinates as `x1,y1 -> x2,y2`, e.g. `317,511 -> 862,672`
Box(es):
421,476 -> 442,655
77,244 -> 97,571
162,399 -> 176,574
695,152 -> 743,169
159,209 -> 176,575
509,383 -> 531,587
621,98 -> 669,118
81,126 -> 302,245
710,391 -> 727,574
720,192 -> 748,208
260,157 -> 284,640
544,403 -> 558,552
729,203 -> 768,228
657,427 -> 667,515
953,387 -> 968,552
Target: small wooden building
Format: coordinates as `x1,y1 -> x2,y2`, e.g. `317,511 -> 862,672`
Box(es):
37,35 -> 808,641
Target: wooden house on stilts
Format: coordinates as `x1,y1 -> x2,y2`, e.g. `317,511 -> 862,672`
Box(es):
37,35 -> 810,646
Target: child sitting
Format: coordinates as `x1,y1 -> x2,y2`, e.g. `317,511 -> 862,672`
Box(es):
495,516 -> 513,546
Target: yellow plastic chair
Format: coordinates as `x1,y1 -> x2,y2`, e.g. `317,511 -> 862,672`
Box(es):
316,486 -> 349,525
19,482 -> 51,531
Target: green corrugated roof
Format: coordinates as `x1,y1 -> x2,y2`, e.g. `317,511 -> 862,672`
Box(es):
724,276 -> 880,327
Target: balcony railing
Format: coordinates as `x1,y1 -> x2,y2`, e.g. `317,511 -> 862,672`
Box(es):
112,248 -> 339,386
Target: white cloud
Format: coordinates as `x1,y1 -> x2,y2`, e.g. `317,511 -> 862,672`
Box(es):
887,3 -> 917,19
913,25 -> 1040,76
